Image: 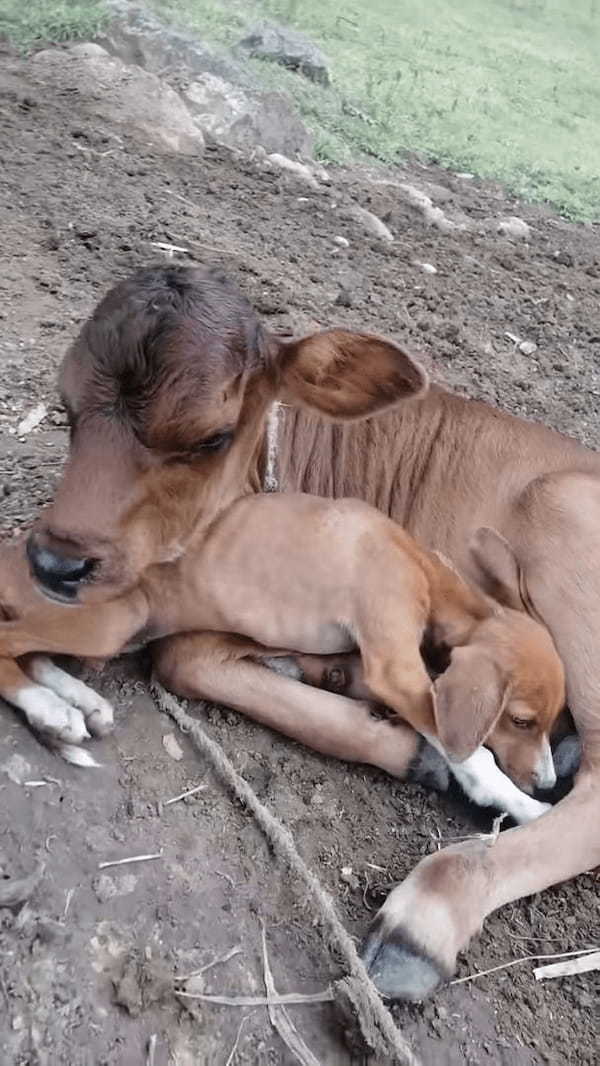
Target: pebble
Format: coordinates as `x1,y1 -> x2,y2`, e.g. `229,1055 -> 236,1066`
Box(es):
335,287 -> 353,308
519,340 -> 537,356
497,216 -> 531,241
93,873 -> 138,903
333,235 -> 350,247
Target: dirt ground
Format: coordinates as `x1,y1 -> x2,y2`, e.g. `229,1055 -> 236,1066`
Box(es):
0,43 -> 599,1066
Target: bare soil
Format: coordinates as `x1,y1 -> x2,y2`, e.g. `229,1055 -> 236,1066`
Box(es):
0,43 -> 598,1066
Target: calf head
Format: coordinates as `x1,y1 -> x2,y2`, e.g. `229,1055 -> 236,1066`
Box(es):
28,264 -> 427,603
433,529 -> 565,793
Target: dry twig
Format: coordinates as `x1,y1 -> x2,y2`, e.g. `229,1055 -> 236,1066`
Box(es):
534,950 -> 600,981
98,851 -> 163,870
174,944 -> 242,982
163,783 -> 206,807
177,990 -> 333,1007
452,946 -> 599,986
225,1015 -> 251,1066
261,925 -> 322,1066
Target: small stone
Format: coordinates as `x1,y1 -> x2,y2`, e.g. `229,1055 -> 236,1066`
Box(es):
1,754 -> 31,785
267,153 -> 319,187
333,235 -> 350,248
347,205 -> 393,243
340,866 -> 360,889
519,340 -> 537,356
162,733 -> 184,761
335,287 -> 353,308
497,216 -> 531,241
94,874 -> 118,903
93,873 -> 138,903
420,262 -> 437,274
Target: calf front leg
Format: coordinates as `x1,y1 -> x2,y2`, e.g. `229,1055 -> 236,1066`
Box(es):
153,633 -> 449,789
363,474 -> 600,1000
362,762 -> 600,999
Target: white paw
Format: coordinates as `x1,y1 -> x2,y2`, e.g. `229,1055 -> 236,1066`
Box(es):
57,743 -> 101,768
19,686 -> 90,745
26,658 -> 114,736
511,797 -> 551,825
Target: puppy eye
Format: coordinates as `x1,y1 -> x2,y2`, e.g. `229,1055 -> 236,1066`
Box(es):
511,716 -> 534,730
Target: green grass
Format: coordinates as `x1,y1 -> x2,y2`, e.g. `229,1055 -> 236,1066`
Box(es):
2,0 -> 599,219
0,0 -> 109,49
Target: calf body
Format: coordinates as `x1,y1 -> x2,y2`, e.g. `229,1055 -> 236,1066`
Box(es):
16,265 -> 600,999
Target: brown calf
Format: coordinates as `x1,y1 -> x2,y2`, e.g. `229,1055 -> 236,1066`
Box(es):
0,494 -> 565,823
19,265 -> 600,999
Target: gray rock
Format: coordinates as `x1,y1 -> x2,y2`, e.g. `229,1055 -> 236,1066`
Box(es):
266,153 -> 320,188
345,205 -> 394,243
32,44 -> 204,156
183,74 -> 313,157
99,0 -> 255,87
497,216 -> 531,240
93,873 -> 138,903
238,21 -> 330,86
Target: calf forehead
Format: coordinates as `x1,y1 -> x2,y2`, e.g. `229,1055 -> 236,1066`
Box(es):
60,264 -> 267,409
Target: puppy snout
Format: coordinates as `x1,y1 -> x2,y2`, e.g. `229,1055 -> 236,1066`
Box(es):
26,533 -> 98,602
533,740 -> 557,791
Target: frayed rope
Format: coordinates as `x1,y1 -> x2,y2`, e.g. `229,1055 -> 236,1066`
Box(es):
151,682 -> 419,1066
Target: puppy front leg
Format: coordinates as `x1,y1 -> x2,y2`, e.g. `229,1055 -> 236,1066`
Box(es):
426,737 -> 551,824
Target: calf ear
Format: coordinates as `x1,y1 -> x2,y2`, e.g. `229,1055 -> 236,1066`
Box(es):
470,527 -> 524,610
432,646 -> 508,762
277,329 -> 427,419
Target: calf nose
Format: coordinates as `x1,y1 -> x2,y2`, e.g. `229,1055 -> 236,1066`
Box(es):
26,534 -> 97,601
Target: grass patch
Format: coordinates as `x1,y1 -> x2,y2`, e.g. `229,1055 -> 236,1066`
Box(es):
2,0 -> 598,219
151,0 -> 600,220
0,1 -> 109,50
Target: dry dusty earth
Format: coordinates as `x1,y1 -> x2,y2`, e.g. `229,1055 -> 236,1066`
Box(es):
0,42 -> 599,1066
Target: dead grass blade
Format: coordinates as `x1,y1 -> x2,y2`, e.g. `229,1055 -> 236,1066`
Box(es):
176,990 -> 333,1007
452,946 -> 599,986
261,925 -> 322,1066
534,950 -> 600,981
225,1014 -> 252,1066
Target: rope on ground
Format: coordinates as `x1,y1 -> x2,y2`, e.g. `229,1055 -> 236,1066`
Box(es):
151,682 -> 420,1066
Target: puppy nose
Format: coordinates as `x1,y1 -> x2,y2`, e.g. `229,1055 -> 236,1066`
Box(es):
535,767 -> 557,791
534,760 -> 557,791
26,534 -> 97,601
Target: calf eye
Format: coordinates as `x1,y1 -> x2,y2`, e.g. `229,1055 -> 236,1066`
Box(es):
511,716 -> 534,730
192,431 -> 233,453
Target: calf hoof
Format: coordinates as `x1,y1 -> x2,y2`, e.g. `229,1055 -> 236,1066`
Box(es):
553,733 -> 581,778
361,918 -> 448,1001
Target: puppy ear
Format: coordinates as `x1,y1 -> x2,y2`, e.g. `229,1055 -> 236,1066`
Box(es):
470,527 -> 524,610
432,645 -> 508,762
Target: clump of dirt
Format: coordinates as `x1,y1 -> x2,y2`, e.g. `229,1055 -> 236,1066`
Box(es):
0,43 -> 598,1066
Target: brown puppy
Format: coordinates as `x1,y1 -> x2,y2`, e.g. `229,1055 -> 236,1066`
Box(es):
0,493 -> 564,821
